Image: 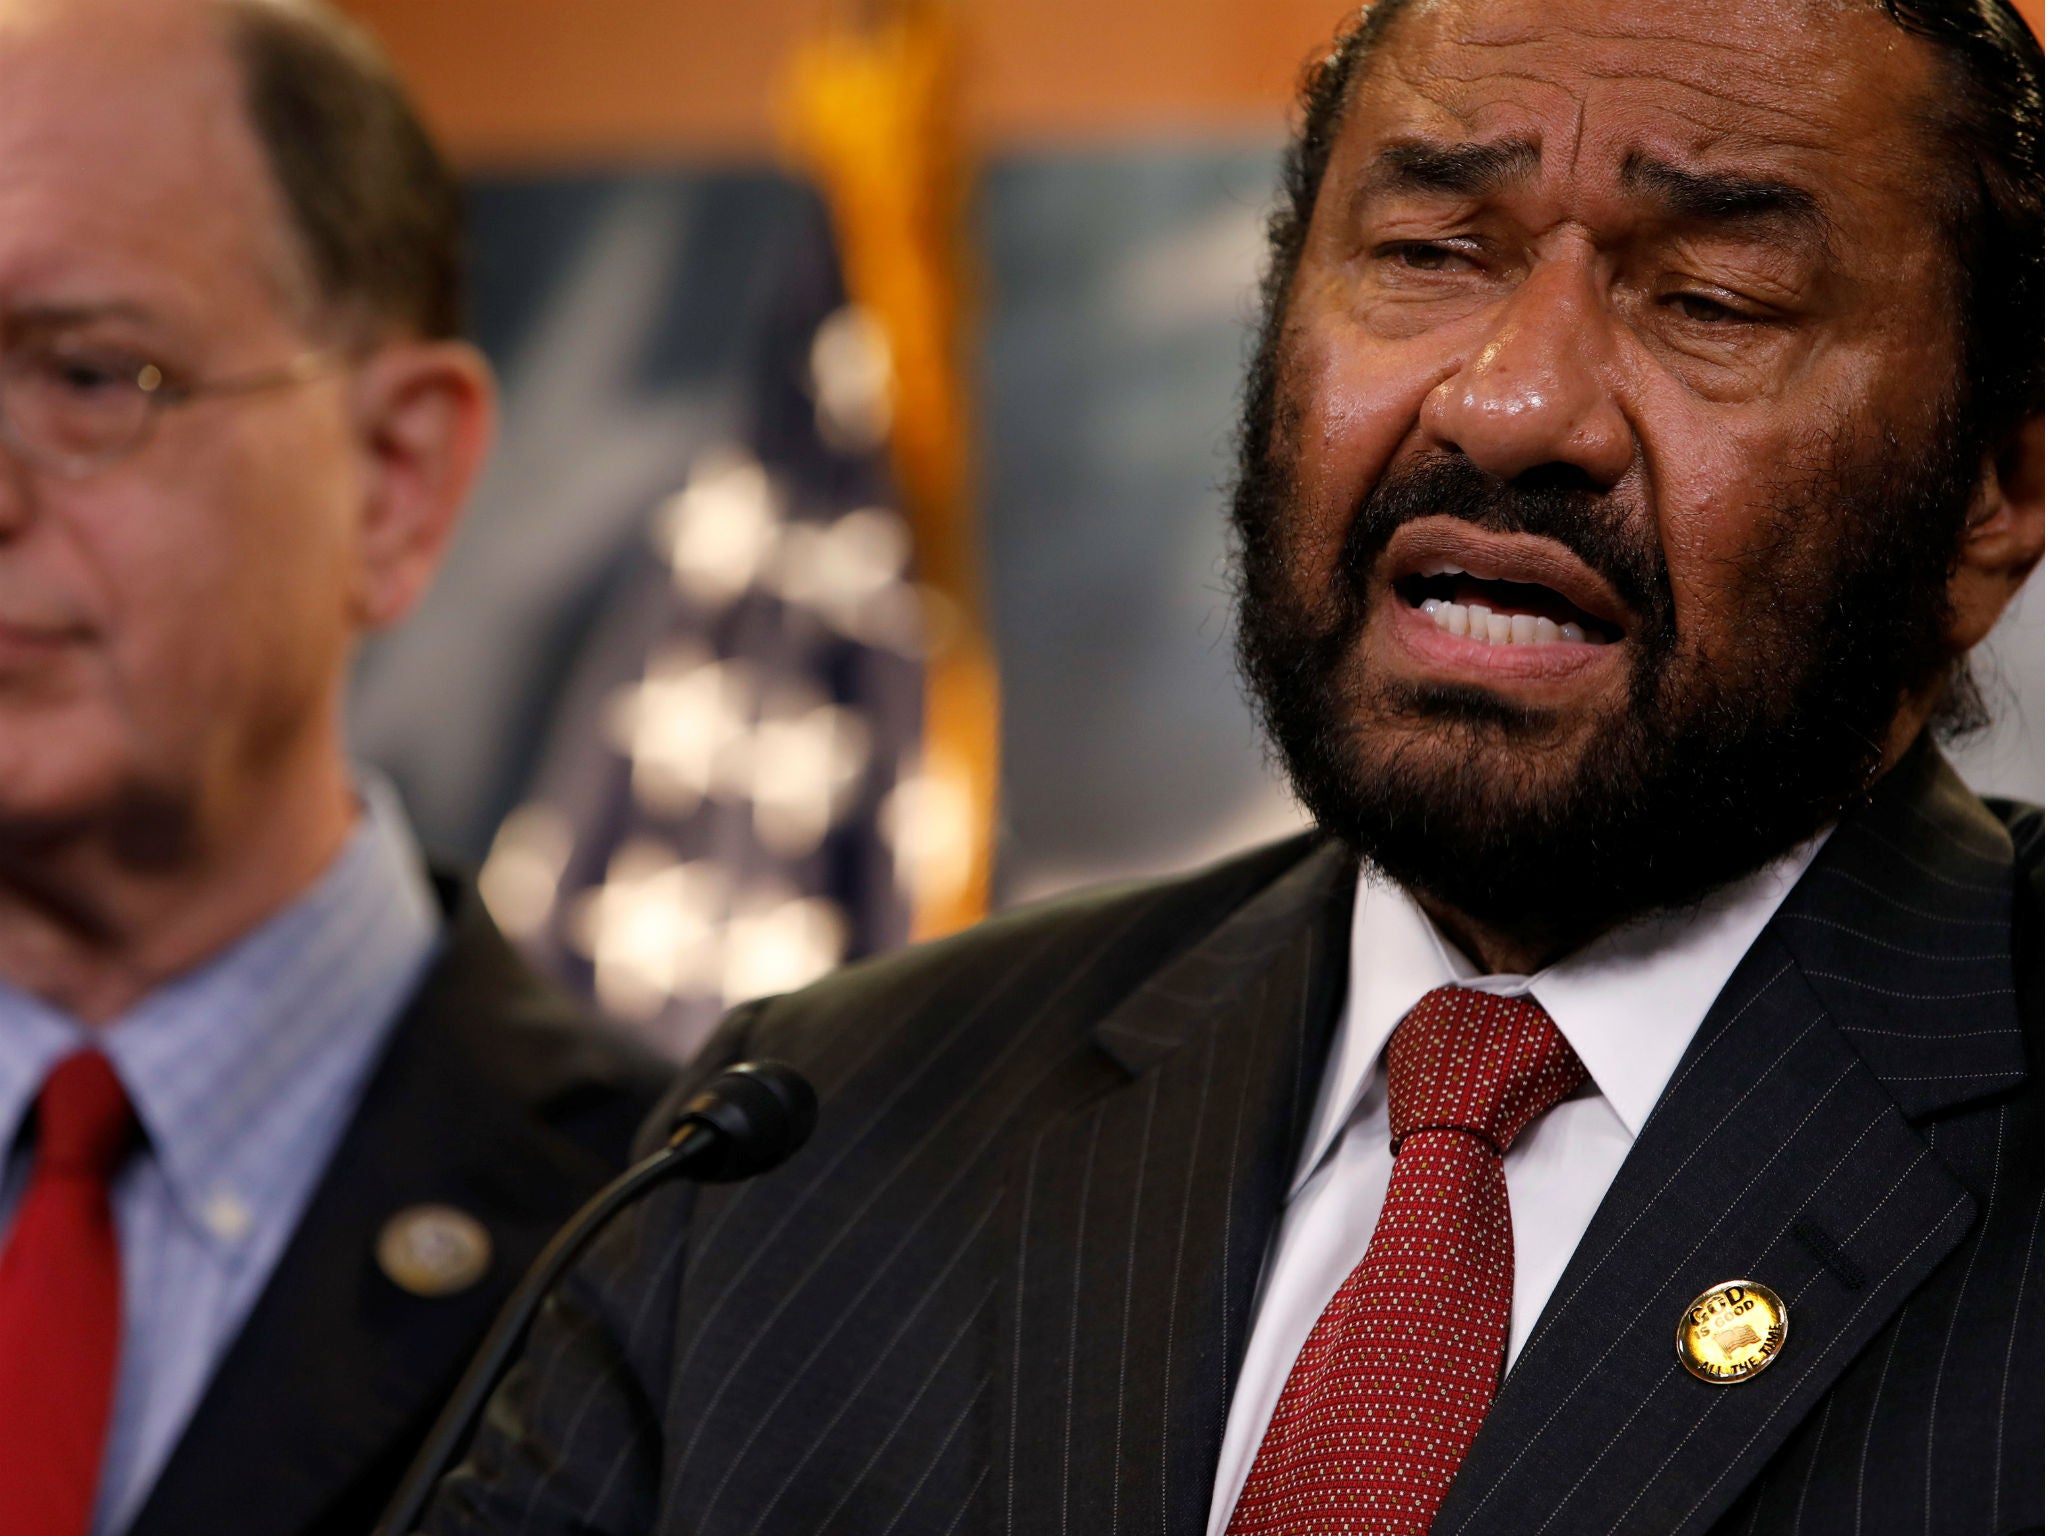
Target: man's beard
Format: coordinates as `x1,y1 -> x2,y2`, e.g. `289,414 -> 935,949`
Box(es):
1231,391 -> 1978,953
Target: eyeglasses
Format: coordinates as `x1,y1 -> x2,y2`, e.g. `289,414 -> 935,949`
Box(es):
0,344 -> 337,478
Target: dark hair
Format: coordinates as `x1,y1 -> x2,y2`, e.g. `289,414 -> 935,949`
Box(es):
1251,0 -> 1418,381
219,0 -> 466,341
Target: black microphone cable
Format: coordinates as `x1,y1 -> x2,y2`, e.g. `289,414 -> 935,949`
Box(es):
372,1059 -> 817,1536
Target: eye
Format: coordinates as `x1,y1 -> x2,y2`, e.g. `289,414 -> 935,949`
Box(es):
55,358 -> 127,393
1387,242 -> 1471,273
1666,292 -> 1750,325
22,347 -> 146,399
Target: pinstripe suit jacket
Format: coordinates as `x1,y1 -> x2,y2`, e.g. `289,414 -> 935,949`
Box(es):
426,741 -> 2041,1536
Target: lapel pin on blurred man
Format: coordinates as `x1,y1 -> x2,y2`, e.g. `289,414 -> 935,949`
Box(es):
0,3 -> 670,1533
421,0 -> 2043,1532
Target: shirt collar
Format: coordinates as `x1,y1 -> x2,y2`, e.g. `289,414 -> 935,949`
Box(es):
0,777 -> 440,1249
0,1012 -> 80,1181
1291,830 -> 1829,1197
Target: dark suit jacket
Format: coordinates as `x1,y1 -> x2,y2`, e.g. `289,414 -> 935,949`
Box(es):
426,742 -> 2041,1535
125,872 -> 671,1536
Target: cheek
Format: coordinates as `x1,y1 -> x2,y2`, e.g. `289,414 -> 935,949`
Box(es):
79,420 -> 360,747
0,494 -> 256,820
74,494 -> 243,692
216,429 -> 362,721
1641,410 -> 1841,667
1638,288 -> 1955,656
1278,298 -> 1450,589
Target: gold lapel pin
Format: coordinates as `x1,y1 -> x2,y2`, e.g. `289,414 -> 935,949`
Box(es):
376,1203 -> 493,1298
1677,1279 -> 1788,1384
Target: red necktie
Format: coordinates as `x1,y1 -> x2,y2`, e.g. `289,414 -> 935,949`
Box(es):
1227,986 -> 1586,1535
0,1050 -> 135,1536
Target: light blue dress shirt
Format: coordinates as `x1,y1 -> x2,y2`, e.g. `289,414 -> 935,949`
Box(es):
0,781 -> 441,1536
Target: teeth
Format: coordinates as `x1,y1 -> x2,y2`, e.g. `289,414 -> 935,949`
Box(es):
1425,602 -> 1606,647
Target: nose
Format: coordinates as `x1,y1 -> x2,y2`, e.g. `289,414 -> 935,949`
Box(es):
1419,261 -> 1633,489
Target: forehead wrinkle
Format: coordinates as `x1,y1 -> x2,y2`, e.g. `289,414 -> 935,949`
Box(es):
1411,8 -> 1876,132
1396,64 -> 1597,143
1621,103 -> 1838,154
1574,65 -> 1842,135
1435,13 -> 1847,57
1420,53 -> 1849,141
1466,23 -> 1794,52
1356,16 -> 1909,234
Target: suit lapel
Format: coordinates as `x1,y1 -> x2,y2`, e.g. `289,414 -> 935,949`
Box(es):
1768,744 -> 2026,1118
1436,744 -> 2019,1536
129,896 -> 620,1536
996,839 -> 1355,1536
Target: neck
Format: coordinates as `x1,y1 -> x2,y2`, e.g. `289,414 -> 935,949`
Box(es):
1413,897 -> 1578,977
0,748 -> 357,1027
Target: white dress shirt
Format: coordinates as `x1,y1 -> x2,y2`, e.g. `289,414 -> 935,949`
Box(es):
1205,835 -> 1826,1534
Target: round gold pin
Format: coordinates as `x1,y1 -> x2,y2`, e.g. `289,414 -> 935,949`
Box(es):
376,1204 -> 493,1298
1677,1279 -> 1788,1384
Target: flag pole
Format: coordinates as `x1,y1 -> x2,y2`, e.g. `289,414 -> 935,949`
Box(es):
780,0 -> 999,939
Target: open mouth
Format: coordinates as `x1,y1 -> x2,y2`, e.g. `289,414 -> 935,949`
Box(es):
1393,564 -> 1623,648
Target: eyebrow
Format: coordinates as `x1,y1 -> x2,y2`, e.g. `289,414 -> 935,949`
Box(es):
1618,151 -> 1834,248
3,301 -> 163,335
1366,137 -> 1543,200
1347,138 -> 1835,255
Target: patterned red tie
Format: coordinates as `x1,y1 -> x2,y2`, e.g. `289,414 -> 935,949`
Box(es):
0,1051 -> 135,1536
1227,985 -> 1586,1535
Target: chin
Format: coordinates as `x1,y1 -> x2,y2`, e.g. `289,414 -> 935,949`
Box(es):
0,712 -> 150,845
1345,669 -> 1614,774
1295,699 -> 1846,948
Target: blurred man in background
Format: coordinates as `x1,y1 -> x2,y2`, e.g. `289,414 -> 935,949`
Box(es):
423,0 -> 2041,1532
0,2 -> 666,1533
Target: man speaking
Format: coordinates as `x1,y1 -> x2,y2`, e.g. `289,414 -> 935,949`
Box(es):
425,0 -> 2043,1531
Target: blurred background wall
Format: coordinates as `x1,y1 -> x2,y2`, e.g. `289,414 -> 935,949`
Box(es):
338,0 -> 2048,1054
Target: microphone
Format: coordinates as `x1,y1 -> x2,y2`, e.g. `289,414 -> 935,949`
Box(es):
664,1058 -> 817,1181
373,1060 -> 817,1536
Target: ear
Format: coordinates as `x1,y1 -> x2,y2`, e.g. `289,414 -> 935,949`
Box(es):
1945,413 -> 2044,653
345,340 -> 497,630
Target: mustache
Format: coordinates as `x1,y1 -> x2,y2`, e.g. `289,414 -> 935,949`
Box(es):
1335,456 -> 1670,627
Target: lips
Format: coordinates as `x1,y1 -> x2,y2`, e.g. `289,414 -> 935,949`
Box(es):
0,612 -> 92,663
1380,520 -> 1632,649
0,617 -> 78,644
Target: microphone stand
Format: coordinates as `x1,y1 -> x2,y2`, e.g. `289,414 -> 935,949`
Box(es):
372,1061 -> 815,1536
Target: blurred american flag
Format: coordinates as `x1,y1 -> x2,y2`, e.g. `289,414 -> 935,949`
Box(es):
478,193 -> 926,1063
